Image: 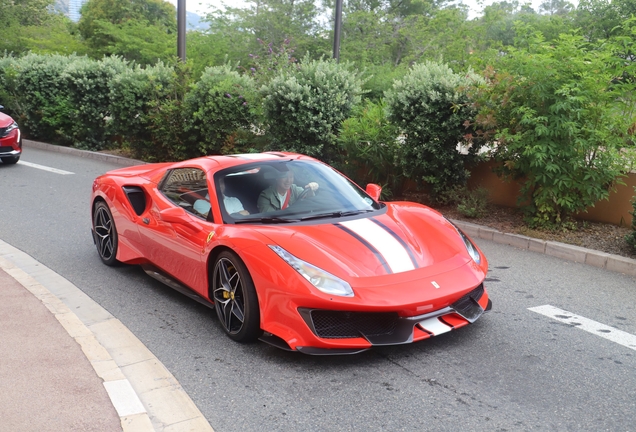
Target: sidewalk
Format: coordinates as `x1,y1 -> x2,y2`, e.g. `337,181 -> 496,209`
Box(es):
0,267 -> 121,431
0,238 -> 214,432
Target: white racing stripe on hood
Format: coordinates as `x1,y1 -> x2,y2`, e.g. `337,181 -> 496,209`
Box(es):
340,218 -> 415,273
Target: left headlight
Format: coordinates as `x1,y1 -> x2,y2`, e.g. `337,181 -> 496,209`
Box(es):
269,245 -> 354,297
1,121 -> 18,138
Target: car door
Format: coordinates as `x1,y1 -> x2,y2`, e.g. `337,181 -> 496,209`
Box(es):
138,167 -> 218,295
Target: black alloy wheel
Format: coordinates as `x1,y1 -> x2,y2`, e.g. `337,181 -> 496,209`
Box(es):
212,251 -> 261,342
93,201 -> 119,266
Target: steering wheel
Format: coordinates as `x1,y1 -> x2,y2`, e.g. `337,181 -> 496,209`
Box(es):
296,187 -> 313,202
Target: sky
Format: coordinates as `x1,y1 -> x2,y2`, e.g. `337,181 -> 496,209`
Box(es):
169,0 -> 563,21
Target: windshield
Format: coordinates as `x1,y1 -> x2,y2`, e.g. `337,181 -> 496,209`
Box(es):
213,160 -> 384,224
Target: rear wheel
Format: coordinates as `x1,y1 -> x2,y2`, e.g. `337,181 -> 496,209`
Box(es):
212,251 -> 262,342
1,155 -> 19,164
93,201 -> 119,266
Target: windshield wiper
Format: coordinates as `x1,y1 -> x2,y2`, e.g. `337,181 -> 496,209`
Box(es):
234,216 -> 300,224
299,209 -> 374,221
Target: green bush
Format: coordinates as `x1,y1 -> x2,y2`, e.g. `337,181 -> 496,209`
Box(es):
475,30 -> 626,228
6,53 -> 78,143
186,64 -> 258,156
438,185 -> 489,218
261,57 -> 363,165
337,99 -> 401,197
109,61 -> 179,159
62,55 -> 128,150
385,61 -> 484,201
0,55 -> 20,117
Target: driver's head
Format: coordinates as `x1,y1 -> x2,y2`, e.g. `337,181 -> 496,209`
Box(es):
275,171 -> 294,193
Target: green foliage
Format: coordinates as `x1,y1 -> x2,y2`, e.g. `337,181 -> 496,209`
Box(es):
138,63 -> 195,162
240,38 -> 300,88
626,187 -> 636,250
3,53 -> 78,142
438,185 -> 490,218
108,61 -> 178,159
17,16 -> 89,56
474,29 -> 627,228
203,0 -> 329,68
261,57 -> 363,164
186,64 -> 258,156
186,32 -> 234,80
87,19 -> 177,65
78,0 -> 176,63
361,64 -> 408,102
61,55 -> 128,150
385,61 -> 484,200
337,100 -> 401,197
111,62 -> 196,161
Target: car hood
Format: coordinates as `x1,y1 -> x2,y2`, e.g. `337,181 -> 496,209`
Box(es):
253,203 -> 472,279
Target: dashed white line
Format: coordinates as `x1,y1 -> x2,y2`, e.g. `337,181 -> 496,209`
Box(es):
18,161 -> 74,175
103,379 -> 146,417
529,305 -> 636,351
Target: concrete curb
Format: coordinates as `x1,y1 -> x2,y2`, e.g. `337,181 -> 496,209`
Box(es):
0,239 -> 214,432
23,139 -> 146,167
453,220 -> 636,277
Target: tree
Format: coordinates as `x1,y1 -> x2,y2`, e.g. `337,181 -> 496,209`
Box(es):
203,0 -> 328,67
78,0 -> 177,62
474,28 -> 627,227
385,61 -> 484,199
538,0 -> 574,15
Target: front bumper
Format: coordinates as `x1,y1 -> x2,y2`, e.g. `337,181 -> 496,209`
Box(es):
0,128 -> 22,156
260,284 -> 491,355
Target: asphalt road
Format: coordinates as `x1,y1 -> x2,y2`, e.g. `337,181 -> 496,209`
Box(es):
1,147 -> 636,431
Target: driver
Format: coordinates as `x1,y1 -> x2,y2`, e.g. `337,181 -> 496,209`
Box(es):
257,168 -> 319,213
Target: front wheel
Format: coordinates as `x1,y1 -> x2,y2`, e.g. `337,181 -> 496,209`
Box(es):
93,201 -> 119,266
212,251 -> 262,342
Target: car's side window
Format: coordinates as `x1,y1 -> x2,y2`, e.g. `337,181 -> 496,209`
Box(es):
159,168 -> 210,219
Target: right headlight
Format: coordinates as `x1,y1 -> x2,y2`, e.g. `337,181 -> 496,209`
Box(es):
445,218 -> 481,265
269,245 -> 354,297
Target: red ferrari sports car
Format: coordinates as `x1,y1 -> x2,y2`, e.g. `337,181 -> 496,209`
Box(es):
91,152 -> 491,355
0,106 -> 21,165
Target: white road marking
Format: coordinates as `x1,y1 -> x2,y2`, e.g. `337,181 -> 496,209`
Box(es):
17,160 -> 74,175
529,305 -> 636,351
103,379 -> 146,417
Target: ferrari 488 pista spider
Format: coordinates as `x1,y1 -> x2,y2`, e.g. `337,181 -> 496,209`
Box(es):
91,152 -> 491,355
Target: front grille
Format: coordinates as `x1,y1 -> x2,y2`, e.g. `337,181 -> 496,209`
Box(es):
0,146 -> 14,152
309,310 -> 399,339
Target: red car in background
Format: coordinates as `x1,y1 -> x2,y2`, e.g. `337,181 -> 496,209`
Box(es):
0,106 -> 21,165
91,152 -> 491,355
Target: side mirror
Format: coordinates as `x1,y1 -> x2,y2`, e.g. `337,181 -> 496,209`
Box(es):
159,207 -> 202,231
0,105 -> 4,111
365,183 -> 382,201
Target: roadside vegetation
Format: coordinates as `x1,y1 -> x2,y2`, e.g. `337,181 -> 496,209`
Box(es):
2,0 -> 636,244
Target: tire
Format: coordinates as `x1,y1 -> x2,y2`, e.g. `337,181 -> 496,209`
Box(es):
212,251 -> 262,342
1,155 -> 19,164
93,201 -> 119,266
